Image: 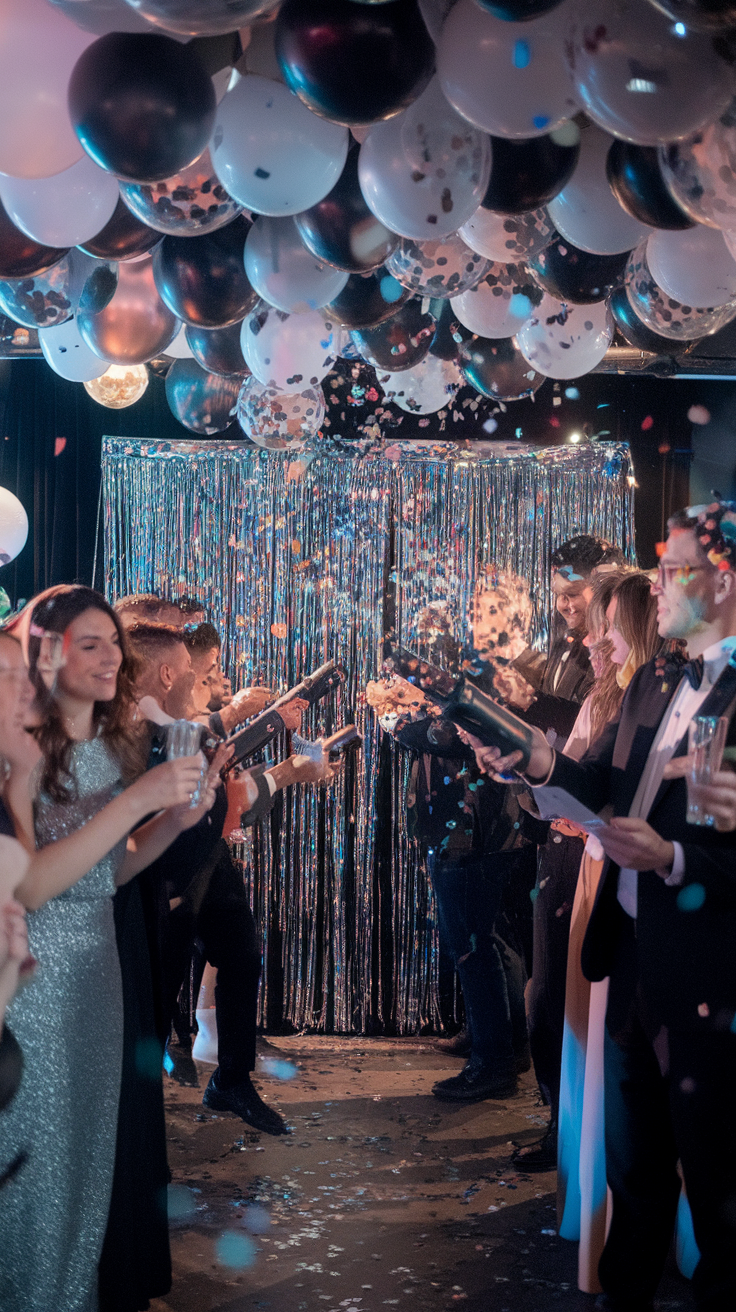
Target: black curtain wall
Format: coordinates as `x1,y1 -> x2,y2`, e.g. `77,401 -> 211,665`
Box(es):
0,356 -> 705,609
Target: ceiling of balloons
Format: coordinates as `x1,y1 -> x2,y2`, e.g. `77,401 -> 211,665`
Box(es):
2,0 -> 736,453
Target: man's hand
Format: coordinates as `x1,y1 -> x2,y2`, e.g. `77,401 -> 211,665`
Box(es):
279,696 -> 309,733
219,685 -> 274,733
663,757 -> 736,832
458,725 -> 553,783
599,817 -> 675,876
493,667 -> 536,711
291,752 -> 342,786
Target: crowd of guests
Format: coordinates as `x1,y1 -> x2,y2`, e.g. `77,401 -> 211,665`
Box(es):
2,499 -> 736,1312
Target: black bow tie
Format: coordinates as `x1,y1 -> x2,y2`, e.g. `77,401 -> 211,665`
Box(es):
682,656 -> 704,690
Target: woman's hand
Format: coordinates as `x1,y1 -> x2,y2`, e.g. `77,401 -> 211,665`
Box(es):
174,743 -> 231,831
0,898 -> 32,1022
129,755 -> 207,816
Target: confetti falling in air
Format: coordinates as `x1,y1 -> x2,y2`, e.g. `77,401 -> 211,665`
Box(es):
260,1057 -> 299,1081
215,1231 -> 258,1269
687,405 -> 711,425
641,415 -> 654,431
103,437 -> 634,1033
54,437 -> 66,456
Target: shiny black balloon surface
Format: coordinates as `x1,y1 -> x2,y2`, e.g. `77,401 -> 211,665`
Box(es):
606,140 -> 694,231
153,216 -> 257,329
0,199 -> 69,279
276,0 -> 434,125
295,145 -> 399,273
608,285 -> 697,354
327,268 -> 411,329
528,238 -> 629,304
68,33 -> 216,183
351,298 -> 437,371
459,334 -> 544,401
78,197 -> 162,262
475,0 -> 564,15
646,0 -> 736,32
428,299 -> 472,361
185,321 -> 249,377
165,357 -> 241,435
483,133 -> 580,216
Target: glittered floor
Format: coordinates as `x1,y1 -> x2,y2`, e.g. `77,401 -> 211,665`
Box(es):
151,1037 -> 695,1312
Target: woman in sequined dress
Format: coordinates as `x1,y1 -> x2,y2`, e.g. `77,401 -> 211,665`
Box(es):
0,586 -> 215,1312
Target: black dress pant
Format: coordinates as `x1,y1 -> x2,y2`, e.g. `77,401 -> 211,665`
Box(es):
164,846 -> 261,1086
528,830 -> 584,1120
600,921 -> 736,1311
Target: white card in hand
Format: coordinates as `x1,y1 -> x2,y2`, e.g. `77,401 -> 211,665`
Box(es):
533,785 -> 613,839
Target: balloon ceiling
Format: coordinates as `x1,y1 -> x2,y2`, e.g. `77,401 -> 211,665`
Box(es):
2,0 -> 736,449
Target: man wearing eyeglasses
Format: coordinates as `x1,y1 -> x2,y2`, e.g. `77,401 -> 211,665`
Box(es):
469,501 -> 736,1312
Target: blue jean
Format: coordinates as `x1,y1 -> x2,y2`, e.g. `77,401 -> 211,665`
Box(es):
427,848 -> 532,1071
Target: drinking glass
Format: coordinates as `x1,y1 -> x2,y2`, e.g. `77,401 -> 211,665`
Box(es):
165,719 -> 205,808
686,715 -> 728,826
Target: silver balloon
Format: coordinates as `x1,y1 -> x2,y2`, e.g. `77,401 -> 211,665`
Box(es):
123,0 -> 281,36
165,356 -> 241,434
46,1 -> 154,34
119,147 -> 244,237
77,254 -> 180,364
0,252 -> 75,329
624,239 -> 736,342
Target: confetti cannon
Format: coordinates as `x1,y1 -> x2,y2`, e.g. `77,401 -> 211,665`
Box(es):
221,660 -> 345,770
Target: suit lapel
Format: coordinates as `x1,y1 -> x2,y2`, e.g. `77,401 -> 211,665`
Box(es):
648,654 -> 736,819
611,662 -> 677,814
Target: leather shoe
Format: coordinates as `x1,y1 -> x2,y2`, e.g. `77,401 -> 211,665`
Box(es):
165,1039 -> 199,1088
432,1057 -> 517,1103
512,1125 -> 557,1172
435,1029 -> 472,1057
203,1072 -> 288,1135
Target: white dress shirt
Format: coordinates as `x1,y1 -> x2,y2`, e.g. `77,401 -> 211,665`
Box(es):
617,636 -> 736,918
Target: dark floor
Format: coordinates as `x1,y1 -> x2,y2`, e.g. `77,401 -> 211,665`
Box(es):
153,1036 -> 696,1312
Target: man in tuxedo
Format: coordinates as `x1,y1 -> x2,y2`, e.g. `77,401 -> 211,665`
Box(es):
474,501 -> 736,1310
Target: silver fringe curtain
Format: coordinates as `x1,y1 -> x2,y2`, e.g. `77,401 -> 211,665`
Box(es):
103,437 -> 635,1034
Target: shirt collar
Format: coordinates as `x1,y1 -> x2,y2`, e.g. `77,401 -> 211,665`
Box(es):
701,635 -> 736,687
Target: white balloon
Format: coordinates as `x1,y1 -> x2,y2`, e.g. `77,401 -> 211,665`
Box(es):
647,227 -> 736,310
451,264 -> 540,339
438,0 -> 578,139
515,293 -> 613,380
211,75 -> 349,217
165,322 -> 194,358
379,354 -> 461,415
240,304 -> 338,393
0,0 -> 94,178
244,217 -> 348,314
459,205 -> 555,263
548,125 -> 651,255
0,486 -> 29,566
0,154 -> 120,248
358,78 -> 491,241
39,315 -> 107,382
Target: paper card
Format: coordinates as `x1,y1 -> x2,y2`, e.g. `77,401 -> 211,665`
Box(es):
533,784 -> 614,839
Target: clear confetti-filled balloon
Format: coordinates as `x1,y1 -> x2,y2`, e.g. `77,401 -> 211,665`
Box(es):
236,376 -> 325,450
451,263 -> 541,339
660,105 -> 736,231
386,234 -> 490,300
83,362 -> 149,407
358,77 -> 491,241
515,293 -> 613,380
459,206 -> 555,263
0,252 -> 75,329
624,239 -> 736,342
119,147 -> 243,236
378,353 -> 461,414
240,304 -> 338,393
123,0 -> 280,37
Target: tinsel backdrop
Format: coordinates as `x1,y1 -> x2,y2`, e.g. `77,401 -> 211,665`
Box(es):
104,436 -> 634,1034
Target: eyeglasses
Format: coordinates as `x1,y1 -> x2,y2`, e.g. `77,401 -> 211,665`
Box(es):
655,563 -> 709,586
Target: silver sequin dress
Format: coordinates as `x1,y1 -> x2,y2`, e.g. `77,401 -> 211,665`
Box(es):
0,739 -> 128,1312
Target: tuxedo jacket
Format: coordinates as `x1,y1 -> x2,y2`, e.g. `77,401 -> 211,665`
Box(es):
549,655 -> 736,1035
518,628 -> 594,743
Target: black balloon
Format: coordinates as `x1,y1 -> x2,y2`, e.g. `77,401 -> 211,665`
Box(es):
0,198 -> 69,279
185,321 -> 249,377
482,132 -> 580,215
428,299 -> 472,362
350,298 -> 437,372
78,196 -> 162,262
476,0 -> 563,14
327,268 -> 411,329
153,216 -> 257,329
608,285 -> 697,354
606,141 -> 694,231
528,238 -> 629,304
68,33 -> 216,183
646,1 -> 736,32
276,0 -> 434,125
165,357 -> 241,435
295,144 -> 399,273
459,335 -> 544,401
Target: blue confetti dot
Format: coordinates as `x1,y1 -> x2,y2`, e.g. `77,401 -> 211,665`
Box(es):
260,1057 -> 298,1081
564,387 -> 579,399
677,883 -> 706,912
215,1231 -> 257,1269
135,1037 -> 163,1081
446,820 -> 457,829
166,1184 -> 198,1222
509,293 -> 532,319
530,887 -> 539,902
513,39 -> 531,69
380,275 -> 404,304
444,776 -> 451,785
533,115 -> 550,130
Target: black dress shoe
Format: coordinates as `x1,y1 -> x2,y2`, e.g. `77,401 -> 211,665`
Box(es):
432,1057 -> 517,1103
165,1040 -> 199,1088
512,1125 -> 557,1172
594,1296 -> 654,1312
202,1072 -> 288,1135
435,1029 -> 472,1057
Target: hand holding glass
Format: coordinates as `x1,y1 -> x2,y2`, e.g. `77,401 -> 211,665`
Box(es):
686,715 -> 728,827
165,719 -> 205,809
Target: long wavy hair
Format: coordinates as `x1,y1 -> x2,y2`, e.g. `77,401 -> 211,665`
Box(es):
586,569 -> 629,741
9,585 -> 147,803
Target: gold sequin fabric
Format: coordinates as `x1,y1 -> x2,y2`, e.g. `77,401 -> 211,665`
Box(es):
0,739 -> 127,1312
